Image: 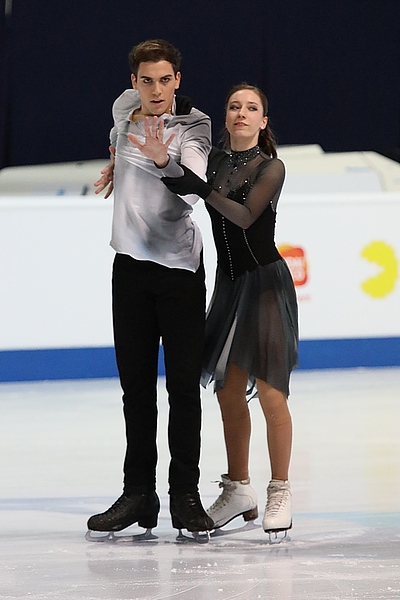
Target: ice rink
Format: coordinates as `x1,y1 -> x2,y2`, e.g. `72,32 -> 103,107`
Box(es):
0,367 -> 399,600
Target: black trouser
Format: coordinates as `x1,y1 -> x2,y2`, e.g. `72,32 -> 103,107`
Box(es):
112,253 -> 206,496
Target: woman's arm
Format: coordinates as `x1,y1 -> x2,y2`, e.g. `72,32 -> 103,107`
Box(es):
207,160 -> 285,228
162,159 -> 285,228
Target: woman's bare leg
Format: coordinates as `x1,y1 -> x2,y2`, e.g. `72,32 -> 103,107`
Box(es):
217,363 -> 251,481
207,364 -> 258,528
256,379 -> 292,481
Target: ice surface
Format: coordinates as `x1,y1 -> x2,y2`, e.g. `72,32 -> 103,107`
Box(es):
0,368 -> 399,599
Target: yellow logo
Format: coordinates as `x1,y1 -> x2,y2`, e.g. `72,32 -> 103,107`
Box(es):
361,241 -> 398,298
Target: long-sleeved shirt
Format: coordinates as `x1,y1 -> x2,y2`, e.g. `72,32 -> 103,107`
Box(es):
110,89 -> 211,272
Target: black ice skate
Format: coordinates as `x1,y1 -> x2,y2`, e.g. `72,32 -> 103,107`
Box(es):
86,491 -> 160,542
170,491 -> 214,543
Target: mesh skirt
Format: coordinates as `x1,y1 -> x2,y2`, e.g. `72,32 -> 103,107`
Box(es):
201,258 -> 299,397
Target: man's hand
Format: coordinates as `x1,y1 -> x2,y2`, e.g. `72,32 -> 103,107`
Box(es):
94,146 -> 115,198
128,116 -> 175,168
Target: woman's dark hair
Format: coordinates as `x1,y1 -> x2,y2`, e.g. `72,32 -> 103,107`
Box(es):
223,83 -> 278,158
128,39 -> 181,76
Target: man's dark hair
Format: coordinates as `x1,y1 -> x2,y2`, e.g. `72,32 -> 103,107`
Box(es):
128,39 -> 182,76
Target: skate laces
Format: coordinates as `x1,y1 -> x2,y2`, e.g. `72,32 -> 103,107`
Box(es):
265,482 -> 290,516
208,479 -> 235,512
208,491 -> 232,512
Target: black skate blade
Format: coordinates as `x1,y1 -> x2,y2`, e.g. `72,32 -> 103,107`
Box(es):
210,520 -> 260,537
85,528 -> 158,544
175,529 -> 210,544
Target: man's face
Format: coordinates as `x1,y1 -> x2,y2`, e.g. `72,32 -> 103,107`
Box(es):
131,60 -> 181,116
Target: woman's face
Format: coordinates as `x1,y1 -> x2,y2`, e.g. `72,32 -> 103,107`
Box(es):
225,89 -> 268,150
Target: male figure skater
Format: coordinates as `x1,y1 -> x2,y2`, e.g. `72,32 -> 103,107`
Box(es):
87,39 -> 213,537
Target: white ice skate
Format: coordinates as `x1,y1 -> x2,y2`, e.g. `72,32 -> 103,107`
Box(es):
262,479 -> 292,542
207,474 -> 259,536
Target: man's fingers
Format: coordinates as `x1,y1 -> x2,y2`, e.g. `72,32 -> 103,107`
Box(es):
143,117 -> 151,138
157,119 -> 165,140
128,133 -> 143,147
104,183 -> 114,199
151,116 -> 158,137
164,133 -> 175,147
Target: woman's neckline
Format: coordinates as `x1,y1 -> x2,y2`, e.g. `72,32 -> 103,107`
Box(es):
228,145 -> 260,166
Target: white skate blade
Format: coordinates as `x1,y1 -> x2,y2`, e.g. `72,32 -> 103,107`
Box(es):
85,528 -> 157,543
210,520 -> 260,537
265,529 -> 291,544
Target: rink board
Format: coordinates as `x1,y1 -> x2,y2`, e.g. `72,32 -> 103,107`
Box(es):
0,193 -> 399,381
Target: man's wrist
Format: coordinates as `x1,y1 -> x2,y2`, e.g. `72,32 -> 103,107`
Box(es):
154,155 -> 170,169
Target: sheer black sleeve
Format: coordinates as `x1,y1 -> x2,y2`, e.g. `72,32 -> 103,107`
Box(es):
206,158 -> 285,229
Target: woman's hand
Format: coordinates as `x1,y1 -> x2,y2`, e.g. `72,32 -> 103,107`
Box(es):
161,165 -> 213,200
128,116 -> 175,168
94,145 -> 115,198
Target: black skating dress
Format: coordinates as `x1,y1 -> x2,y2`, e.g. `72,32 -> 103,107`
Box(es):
201,146 -> 299,397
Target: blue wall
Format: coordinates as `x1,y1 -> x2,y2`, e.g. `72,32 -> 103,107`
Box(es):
1,338 -> 400,383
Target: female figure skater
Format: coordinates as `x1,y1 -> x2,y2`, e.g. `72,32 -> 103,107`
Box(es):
162,83 -> 299,536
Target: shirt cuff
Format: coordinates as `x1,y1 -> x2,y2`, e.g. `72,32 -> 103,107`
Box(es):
158,158 -> 184,178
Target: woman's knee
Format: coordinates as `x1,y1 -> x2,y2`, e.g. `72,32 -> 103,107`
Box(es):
217,389 -> 249,422
258,385 -> 291,426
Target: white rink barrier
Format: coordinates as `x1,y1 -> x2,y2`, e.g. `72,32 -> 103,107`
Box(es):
0,193 -> 399,381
